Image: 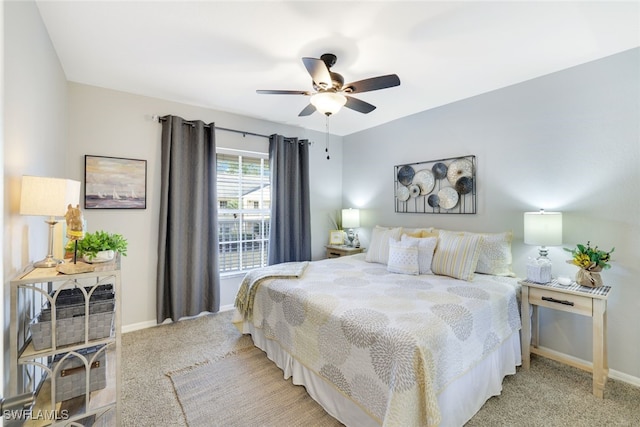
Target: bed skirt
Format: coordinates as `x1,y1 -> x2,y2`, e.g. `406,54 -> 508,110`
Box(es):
235,314 -> 522,427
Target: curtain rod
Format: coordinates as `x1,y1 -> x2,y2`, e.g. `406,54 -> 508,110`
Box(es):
153,115 -> 270,139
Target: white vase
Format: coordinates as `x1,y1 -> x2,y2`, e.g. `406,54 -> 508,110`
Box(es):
83,250 -> 115,263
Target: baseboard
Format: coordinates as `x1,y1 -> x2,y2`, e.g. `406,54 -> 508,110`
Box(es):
122,319 -> 157,334
533,347 -> 640,388
122,305 -> 236,334
609,369 -> 640,387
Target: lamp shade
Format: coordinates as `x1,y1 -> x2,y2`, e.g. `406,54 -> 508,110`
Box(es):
20,176 -> 81,217
524,210 -> 563,246
311,92 -> 347,116
342,208 -> 360,229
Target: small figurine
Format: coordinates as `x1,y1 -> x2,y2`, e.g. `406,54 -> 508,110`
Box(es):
353,234 -> 360,248
57,205 -> 93,274
65,204 -> 85,264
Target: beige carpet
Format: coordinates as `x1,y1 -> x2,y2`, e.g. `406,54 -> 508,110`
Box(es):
167,346 -> 342,427
122,310 -> 640,427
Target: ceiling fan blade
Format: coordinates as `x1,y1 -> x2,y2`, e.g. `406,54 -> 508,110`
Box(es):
257,90 -> 310,95
302,57 -> 332,89
343,74 -> 400,94
344,96 -> 376,114
298,104 -> 316,117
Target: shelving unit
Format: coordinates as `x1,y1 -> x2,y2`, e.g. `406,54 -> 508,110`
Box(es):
9,261 -> 121,426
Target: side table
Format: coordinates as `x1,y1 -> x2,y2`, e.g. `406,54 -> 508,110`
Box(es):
519,278 -> 611,398
325,245 -> 365,259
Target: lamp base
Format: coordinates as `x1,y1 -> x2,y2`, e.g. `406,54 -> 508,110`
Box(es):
33,256 -> 63,268
346,229 -> 355,247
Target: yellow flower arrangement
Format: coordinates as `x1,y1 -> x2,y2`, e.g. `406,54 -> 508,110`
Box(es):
564,241 -> 614,271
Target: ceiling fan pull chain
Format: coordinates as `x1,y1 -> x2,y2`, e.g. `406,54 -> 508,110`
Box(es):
325,116 -> 330,160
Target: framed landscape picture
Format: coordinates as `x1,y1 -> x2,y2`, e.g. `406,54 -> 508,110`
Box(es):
84,155 -> 147,209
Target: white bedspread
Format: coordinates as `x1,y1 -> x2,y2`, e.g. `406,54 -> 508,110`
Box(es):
236,254 -> 521,426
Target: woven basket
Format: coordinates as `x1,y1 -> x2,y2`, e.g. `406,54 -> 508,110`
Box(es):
30,299 -> 114,351
51,345 -> 107,402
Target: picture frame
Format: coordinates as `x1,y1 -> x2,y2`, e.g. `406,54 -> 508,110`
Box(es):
329,230 -> 344,245
84,155 -> 147,209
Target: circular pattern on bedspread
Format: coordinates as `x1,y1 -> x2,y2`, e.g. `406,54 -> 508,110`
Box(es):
319,317 -> 351,365
483,332 -> 500,357
351,374 -> 387,421
334,276 -> 370,287
282,288 -> 308,326
274,320 -> 292,348
267,281 -> 289,302
507,295 -> 521,330
325,262 -> 354,270
363,267 -> 390,276
431,304 -> 473,341
341,309 -> 389,348
304,294 -> 340,327
396,278 -> 435,290
257,292 -> 274,318
370,327 -> 419,392
320,364 -> 352,396
447,286 -> 490,300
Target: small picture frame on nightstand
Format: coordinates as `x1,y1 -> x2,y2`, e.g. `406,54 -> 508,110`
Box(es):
329,230 -> 344,245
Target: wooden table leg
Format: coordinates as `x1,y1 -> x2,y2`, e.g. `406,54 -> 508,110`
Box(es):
592,298 -> 608,398
521,285 -> 531,369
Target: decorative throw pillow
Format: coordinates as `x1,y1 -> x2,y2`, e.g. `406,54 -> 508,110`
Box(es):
474,231 -> 515,277
401,235 -> 437,274
401,227 -> 433,238
365,226 -> 403,264
431,230 -> 483,281
387,238 -> 420,275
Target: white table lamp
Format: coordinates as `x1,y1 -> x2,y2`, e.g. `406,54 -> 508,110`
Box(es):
20,176 -> 81,267
524,209 -> 563,259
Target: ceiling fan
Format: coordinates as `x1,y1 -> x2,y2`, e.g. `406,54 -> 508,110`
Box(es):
257,53 -> 401,117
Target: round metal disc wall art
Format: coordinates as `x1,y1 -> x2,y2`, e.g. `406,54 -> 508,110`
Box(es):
394,155 -> 476,214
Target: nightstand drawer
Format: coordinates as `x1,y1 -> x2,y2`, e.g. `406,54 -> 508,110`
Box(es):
325,245 -> 364,259
529,287 -> 593,316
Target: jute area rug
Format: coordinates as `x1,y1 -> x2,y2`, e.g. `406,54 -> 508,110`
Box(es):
166,345 -> 343,427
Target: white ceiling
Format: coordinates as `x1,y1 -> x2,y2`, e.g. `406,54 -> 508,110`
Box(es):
35,1 -> 640,136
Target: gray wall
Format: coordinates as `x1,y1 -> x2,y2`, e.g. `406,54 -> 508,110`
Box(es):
342,48 -> 640,382
3,0 -> 70,395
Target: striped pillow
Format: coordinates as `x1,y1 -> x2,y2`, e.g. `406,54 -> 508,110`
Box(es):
365,226 -> 402,264
432,230 -> 483,281
387,238 -> 420,275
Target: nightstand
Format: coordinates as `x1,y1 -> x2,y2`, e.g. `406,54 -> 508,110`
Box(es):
325,245 -> 365,259
519,279 -> 612,398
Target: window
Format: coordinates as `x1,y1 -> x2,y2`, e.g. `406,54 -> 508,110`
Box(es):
217,153 -> 270,273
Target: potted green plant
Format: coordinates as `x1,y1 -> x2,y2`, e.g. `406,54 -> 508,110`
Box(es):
66,230 -> 128,263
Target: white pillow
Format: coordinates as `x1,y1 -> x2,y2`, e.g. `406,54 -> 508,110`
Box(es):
431,230 -> 483,281
365,226 -> 402,264
400,235 -> 437,274
387,238 -> 419,275
474,231 -> 515,277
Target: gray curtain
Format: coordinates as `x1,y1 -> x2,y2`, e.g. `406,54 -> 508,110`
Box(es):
268,134 -> 312,264
157,115 -> 219,323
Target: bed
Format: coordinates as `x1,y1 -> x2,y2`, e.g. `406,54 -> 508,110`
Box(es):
233,227 -> 522,427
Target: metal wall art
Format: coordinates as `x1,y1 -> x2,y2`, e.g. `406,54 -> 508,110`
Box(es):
394,155 -> 476,214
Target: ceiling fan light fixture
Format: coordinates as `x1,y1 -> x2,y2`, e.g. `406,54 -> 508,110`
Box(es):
311,92 -> 347,116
